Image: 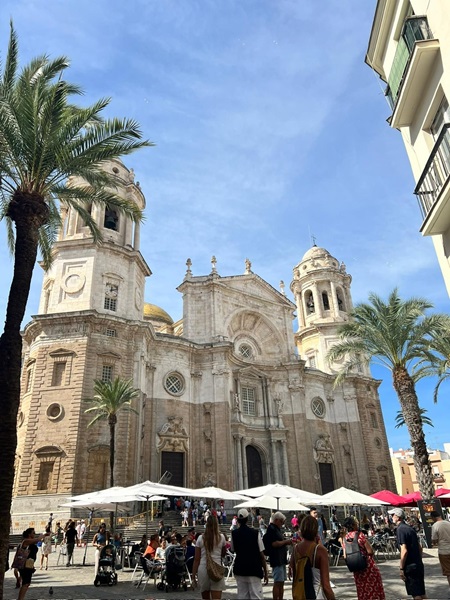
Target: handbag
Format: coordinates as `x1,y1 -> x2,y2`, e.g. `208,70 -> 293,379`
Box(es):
11,544 -> 29,570
25,558 -> 35,569
204,545 -> 225,582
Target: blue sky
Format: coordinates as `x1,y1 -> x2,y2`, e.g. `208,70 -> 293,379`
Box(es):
0,0 -> 448,455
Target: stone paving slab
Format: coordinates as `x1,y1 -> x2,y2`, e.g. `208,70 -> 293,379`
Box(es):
3,547 -> 449,599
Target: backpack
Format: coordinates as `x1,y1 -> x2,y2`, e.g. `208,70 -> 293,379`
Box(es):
344,531 -> 367,573
292,543 -> 317,600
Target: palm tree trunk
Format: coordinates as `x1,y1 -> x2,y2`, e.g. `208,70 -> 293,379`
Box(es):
0,194 -> 45,598
109,418 -> 115,532
393,366 -> 435,500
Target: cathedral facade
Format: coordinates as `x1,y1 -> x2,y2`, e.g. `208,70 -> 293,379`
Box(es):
12,159 -> 395,522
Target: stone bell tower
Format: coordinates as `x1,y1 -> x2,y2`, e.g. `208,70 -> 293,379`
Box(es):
290,245 -> 368,375
39,158 -> 150,320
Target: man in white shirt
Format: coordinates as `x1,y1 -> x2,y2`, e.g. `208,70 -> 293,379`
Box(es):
431,510 -> 450,593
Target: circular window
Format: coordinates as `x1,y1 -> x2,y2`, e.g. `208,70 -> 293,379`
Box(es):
375,438 -> 382,449
311,397 -> 326,418
239,344 -> 252,359
46,403 -> 64,421
164,372 -> 185,396
112,167 -> 119,174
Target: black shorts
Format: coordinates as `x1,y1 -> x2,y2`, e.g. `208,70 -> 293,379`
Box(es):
405,563 -> 425,597
19,567 -> 35,586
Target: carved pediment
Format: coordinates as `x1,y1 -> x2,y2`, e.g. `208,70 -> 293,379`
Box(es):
157,416 -> 189,453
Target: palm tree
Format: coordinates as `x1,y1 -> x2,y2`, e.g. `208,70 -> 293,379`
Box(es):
327,289 -> 450,500
84,377 -> 139,487
0,23 -> 151,594
395,408 -> 433,429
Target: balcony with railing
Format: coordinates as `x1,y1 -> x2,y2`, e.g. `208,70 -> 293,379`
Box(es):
385,16 -> 440,128
415,123 -> 450,235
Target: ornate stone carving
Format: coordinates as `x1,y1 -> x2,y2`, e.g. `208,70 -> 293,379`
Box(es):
203,403 -> 212,414
314,434 -> 334,463
203,473 -> 216,486
157,416 -> 189,453
343,443 -> 351,456
203,429 -> 212,441
274,396 -> 284,415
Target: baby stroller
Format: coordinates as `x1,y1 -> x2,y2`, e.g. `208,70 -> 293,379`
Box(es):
157,545 -> 188,592
94,544 -> 118,586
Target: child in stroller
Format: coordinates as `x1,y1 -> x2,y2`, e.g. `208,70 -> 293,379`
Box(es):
94,544 -> 118,586
157,544 -> 188,591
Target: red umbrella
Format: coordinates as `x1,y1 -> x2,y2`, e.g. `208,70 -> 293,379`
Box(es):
396,489 -> 450,507
370,490 -> 405,505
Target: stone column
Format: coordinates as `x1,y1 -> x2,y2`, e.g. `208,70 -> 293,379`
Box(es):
241,437 -> 248,488
312,286 -> 323,318
296,293 -> 306,328
134,221 -> 141,251
271,440 -> 280,482
234,435 -> 243,489
281,440 -> 290,485
329,280 -> 339,317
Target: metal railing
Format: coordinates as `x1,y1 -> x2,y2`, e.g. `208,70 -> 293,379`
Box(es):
415,123 -> 450,222
385,16 -> 434,110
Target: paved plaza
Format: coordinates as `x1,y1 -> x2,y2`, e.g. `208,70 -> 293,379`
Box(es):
3,546 -> 449,599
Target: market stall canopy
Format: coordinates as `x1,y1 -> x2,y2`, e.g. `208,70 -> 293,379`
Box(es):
313,487 -> 390,506
370,490 -> 405,506
234,495 -> 310,512
234,483 -> 320,504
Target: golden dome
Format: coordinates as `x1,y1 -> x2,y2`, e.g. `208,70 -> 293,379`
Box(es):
143,303 -> 174,325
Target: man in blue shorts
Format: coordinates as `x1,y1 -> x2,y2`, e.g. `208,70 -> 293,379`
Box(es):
263,511 -> 292,600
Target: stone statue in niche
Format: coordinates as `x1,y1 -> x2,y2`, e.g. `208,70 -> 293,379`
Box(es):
307,293 -> 315,313
233,393 -> 241,410
274,396 -> 284,415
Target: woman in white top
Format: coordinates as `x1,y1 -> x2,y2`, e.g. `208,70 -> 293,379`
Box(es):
192,515 -> 226,599
39,527 -> 53,570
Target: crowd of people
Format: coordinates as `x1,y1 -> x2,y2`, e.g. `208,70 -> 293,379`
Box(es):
9,502 -> 450,600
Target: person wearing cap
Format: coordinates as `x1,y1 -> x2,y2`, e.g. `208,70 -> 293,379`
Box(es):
230,508 -> 268,599
389,507 -> 426,600
264,511 -> 292,600
431,510 -> 450,593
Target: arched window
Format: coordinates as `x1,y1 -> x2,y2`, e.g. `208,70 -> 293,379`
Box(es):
336,288 -> 346,312
104,206 -> 119,231
305,290 -> 315,314
322,291 -> 330,311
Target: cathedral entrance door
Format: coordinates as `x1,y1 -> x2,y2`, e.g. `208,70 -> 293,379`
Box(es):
161,452 -> 184,487
318,463 -> 335,494
246,445 -> 263,488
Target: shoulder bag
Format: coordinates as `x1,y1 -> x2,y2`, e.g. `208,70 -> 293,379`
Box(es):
204,541 -> 225,582
11,543 -> 29,570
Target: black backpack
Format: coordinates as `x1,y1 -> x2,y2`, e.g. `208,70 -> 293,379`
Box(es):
344,531 -> 367,572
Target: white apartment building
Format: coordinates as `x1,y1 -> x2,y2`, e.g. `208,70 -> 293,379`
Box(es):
366,0 -> 450,294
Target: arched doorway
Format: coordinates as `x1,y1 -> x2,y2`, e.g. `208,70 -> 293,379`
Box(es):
246,445 -> 263,488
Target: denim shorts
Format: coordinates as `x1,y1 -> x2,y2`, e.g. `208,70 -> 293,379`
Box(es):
272,565 -> 286,582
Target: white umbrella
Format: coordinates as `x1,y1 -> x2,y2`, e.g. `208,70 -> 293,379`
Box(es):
312,487 -> 390,506
234,483 -> 320,504
234,495 -> 310,512
67,486 -> 149,507
187,486 -> 249,501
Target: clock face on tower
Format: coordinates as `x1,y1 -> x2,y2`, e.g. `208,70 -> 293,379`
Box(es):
105,283 -> 119,298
